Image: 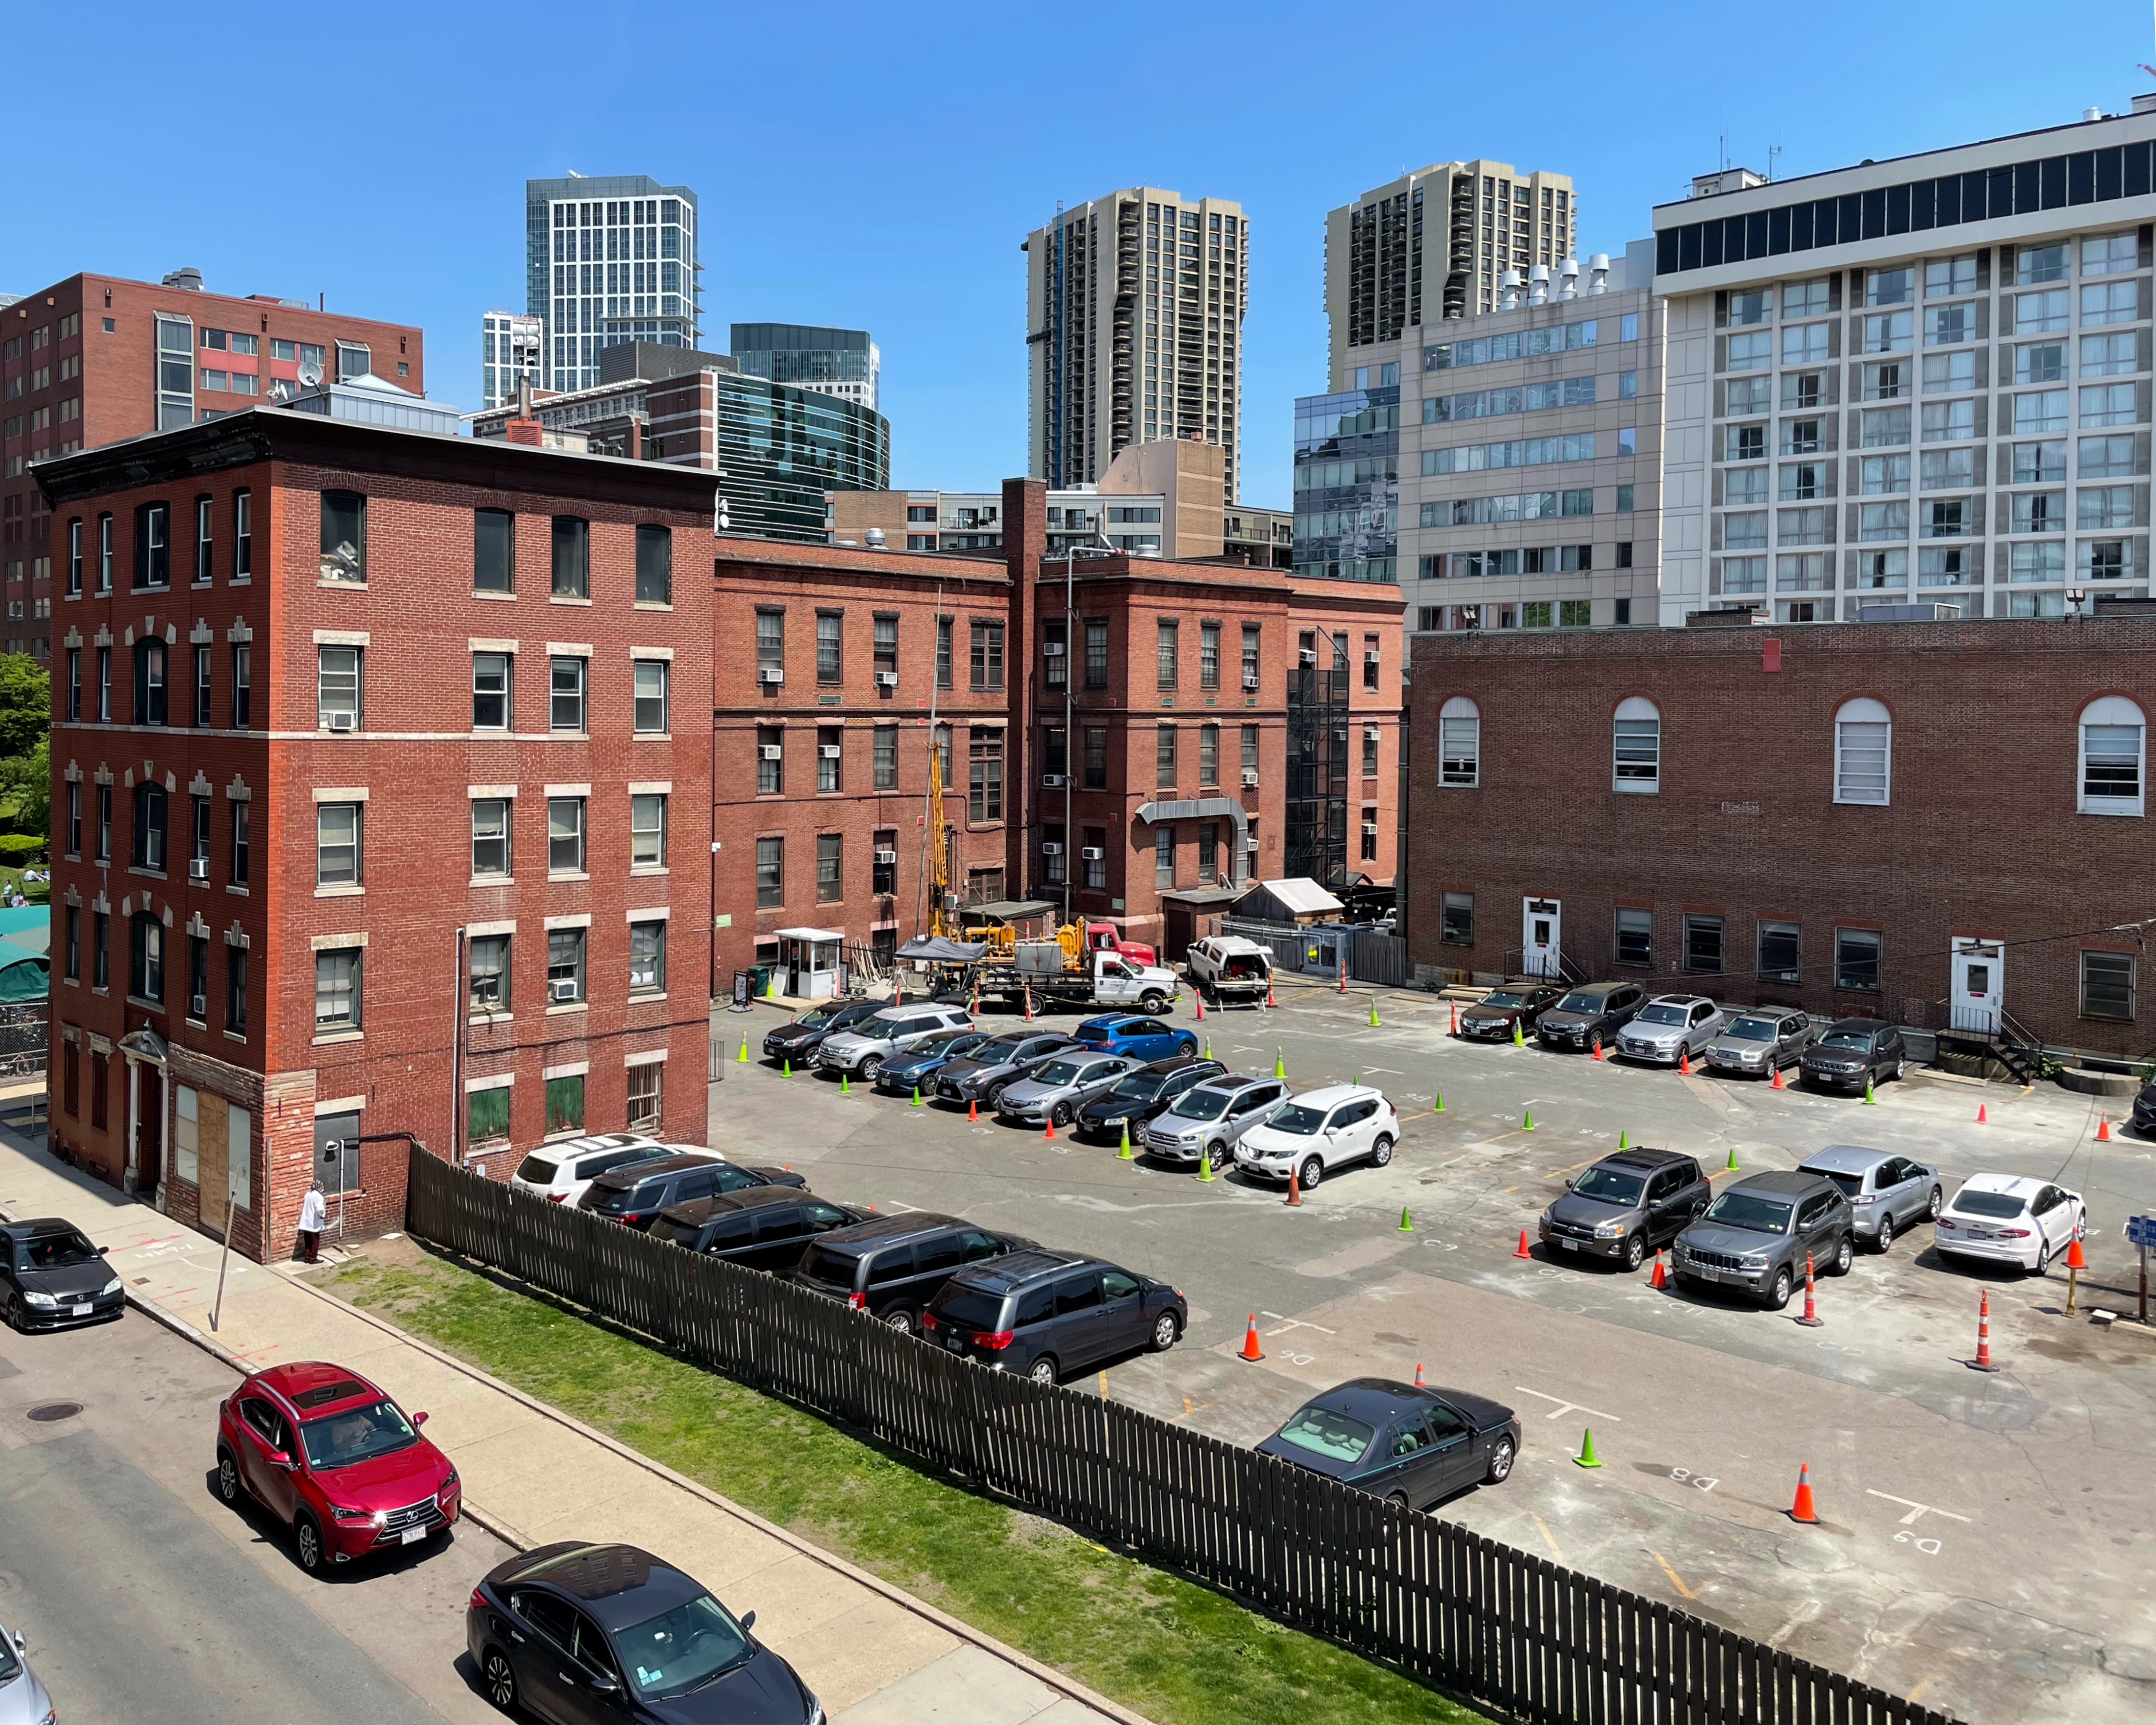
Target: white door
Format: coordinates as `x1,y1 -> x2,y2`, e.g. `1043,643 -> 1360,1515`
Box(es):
1522,898 -> 1562,980
1950,938 -> 2002,1034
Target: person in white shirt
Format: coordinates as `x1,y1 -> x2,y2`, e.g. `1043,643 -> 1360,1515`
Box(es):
298,1181 -> 327,1263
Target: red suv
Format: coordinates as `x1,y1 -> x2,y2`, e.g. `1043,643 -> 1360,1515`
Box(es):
214,1361 -> 461,1574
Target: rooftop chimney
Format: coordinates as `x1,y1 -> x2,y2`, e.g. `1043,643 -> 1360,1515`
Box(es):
1527,264 -> 1550,306
1556,258 -> 1580,301
160,266 -> 204,292
2085,106 -> 2105,122
863,527 -> 887,549
1498,269 -> 1522,311
1588,253 -> 1611,296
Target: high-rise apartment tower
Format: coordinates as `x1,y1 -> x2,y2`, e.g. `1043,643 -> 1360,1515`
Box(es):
527,175 -> 700,394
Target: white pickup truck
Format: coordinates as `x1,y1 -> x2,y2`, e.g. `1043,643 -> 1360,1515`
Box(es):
993,946 -> 1181,1012
1184,935 -> 1273,1002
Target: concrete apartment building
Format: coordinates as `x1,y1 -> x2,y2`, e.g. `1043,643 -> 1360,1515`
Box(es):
34,386 -> 714,1262
1024,188 -> 1248,499
526,174 -> 701,394
1655,100 -> 2156,626
2,270 -> 423,660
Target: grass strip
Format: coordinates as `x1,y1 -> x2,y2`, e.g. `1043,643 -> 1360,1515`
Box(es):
318,1248 -> 1486,1725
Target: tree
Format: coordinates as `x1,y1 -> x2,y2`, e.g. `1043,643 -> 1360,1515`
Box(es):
0,654 -> 47,762
0,735 -> 47,841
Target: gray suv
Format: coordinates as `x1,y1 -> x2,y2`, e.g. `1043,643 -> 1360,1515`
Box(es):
1142,1074 -> 1289,1170
1705,1006 -> 1816,1077
996,1051 -> 1140,1127
1537,981 -> 1647,1052
1614,995 -> 1725,1065
814,1003 -> 974,1081
1796,1145 -> 1943,1252
1672,1170 -> 1855,1308
1538,1147 -> 1711,1271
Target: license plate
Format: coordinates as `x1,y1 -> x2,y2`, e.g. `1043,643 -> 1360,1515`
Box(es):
1696,1267 -> 1719,1283
1560,1239 -> 1579,1252
72,1303 -> 92,1316
400,1525 -> 428,1546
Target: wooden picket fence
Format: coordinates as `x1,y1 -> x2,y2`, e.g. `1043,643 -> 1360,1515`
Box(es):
405,1147 -> 1961,1725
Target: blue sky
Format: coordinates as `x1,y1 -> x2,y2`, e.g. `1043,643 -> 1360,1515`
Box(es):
8,2 -> 2154,501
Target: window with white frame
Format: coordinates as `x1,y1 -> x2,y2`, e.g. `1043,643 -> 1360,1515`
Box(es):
631,793 -> 667,868
1833,697 -> 1891,805
1612,696 -> 1660,793
626,1060 -> 663,1131
472,798 -> 512,878
1438,696 -> 1479,786
2079,695 -> 2145,816
317,802 -> 363,885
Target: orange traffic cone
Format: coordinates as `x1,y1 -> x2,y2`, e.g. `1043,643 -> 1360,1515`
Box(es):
2097,1116 -> 2112,1142
1450,1002 -> 1460,1036
1043,1118 -> 1056,1141
1794,1252 -> 1823,1327
1591,1036 -> 1604,1061
1266,982 -> 1278,1009
1679,1050 -> 1692,1076
1771,1066 -> 1786,1090
2067,1235 -> 2087,1270
1337,967 -> 1348,995
968,1099 -> 979,1124
1285,1165 -> 1302,1207
1023,987 -> 1035,1023
1413,1362 -> 1425,1386
1788,1464 -> 1820,1524
1240,1315 -> 1264,1362
1972,1289 -> 1998,1372
1650,1250 -> 1668,1289
1975,1103 -> 1988,1124
1513,1229 -> 1533,1260
1195,993 -> 1205,1020
893,975 -> 903,1006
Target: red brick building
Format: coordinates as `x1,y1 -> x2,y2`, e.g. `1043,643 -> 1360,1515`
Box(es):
35,397 -> 711,1261
4,270 -> 422,661
713,479 -> 1404,979
1403,613 -> 2156,1057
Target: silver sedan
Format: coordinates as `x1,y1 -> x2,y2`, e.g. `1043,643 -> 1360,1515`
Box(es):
996,1052 -> 1140,1127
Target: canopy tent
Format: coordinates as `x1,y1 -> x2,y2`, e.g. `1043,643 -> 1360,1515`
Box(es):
0,953 -> 46,1001
897,935 -> 991,964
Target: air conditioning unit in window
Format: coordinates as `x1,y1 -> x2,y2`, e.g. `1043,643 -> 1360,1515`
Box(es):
874,671 -> 898,687
551,978 -> 579,1002
1299,649 -> 1317,665
874,849 -> 897,864
1243,675 -> 1260,690
1043,641 -> 1065,656
188,857 -> 208,882
1365,726 -> 1382,742
1365,650 -> 1381,664
1362,821 -> 1379,836
1246,836 -> 1260,850
1042,842 -> 1064,856
1079,846 -> 1105,861
190,993 -> 207,1018
1042,773 -> 1065,787
759,667 -> 785,684
759,744 -> 783,760
819,744 -> 842,758
326,712 -> 355,732
1241,768 -> 1259,787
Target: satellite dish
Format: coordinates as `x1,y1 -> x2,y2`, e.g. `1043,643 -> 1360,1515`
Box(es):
297,362 -> 323,388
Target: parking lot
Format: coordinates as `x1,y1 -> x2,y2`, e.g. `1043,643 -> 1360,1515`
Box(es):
706,981 -> 2156,1725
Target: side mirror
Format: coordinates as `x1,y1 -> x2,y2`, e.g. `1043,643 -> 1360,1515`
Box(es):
97,1244 -> 110,1256
11,1630 -> 25,1652
740,1609 -> 757,1633
412,1410 -> 429,1428
265,1449 -> 294,1469
587,1673 -> 619,1694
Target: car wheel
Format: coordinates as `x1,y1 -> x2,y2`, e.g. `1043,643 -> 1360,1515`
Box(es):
1928,1186 -> 1944,1221
1298,1155 -> 1324,1191
1141,991 -> 1167,1014
481,1646 -> 518,1713
294,1512 -> 325,1575
1486,1436 -> 1517,1484
984,1081 -> 1008,1108
1893,1059 -> 1906,1083
2031,1240 -> 2051,1277
1831,1234 -> 1854,1276
1875,1214 -> 1895,1254
1370,1134 -> 1395,1168
216,1449 -> 241,1506
1205,1139 -> 1228,1171
1766,1267 -> 1793,1311
1051,1100 -> 1074,1127
1386,1489 -> 1412,1510
1622,1233 -> 1646,1273
1027,1355 -> 1058,1386
883,1306 -> 917,1336
1149,1311 -> 1181,1352
860,1055 -> 883,1083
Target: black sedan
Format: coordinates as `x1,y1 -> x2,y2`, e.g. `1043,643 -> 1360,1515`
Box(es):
1256,1378 -> 1519,1511
468,1540 -> 818,1723
1073,1056 -> 1224,1140
761,999 -> 885,1065
2131,1081 -> 2156,1138
3,1218 -> 124,1332
1456,984 -> 1563,1042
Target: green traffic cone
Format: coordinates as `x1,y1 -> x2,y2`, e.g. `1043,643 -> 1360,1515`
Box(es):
1512,1019 -> 1524,1047
736,1036 -> 748,1064
1434,1092 -> 1445,1113
910,1084 -> 924,1107
1725,1145 -> 1740,1173
1274,1048 -> 1286,1080
1370,1001 -> 1381,1028
1204,1038 -> 1214,1060
1196,1150 -> 1216,1183
783,1058 -> 793,1078
1619,1128 -> 1630,1151
1523,1110 -> 1536,1131
841,1073 -> 851,1096
1118,1122 -> 1134,1161
1863,1080 -> 1878,1106
1398,1206 -> 1415,1233
1574,1426 -> 1603,1469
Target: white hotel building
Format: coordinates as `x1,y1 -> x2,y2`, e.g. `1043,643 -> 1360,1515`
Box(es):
1654,100 -> 2156,625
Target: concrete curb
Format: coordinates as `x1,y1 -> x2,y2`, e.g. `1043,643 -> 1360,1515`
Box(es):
280,1261 -> 1154,1725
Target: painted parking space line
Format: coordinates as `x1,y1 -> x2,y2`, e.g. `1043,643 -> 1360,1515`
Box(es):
1528,1512 -> 1566,1564
1648,1549 -> 1698,1601
1259,1311 -> 1337,1337
1514,1386 -> 1621,1423
1866,1489 -> 1970,1528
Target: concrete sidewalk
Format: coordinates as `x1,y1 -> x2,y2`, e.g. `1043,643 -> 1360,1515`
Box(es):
0,1126 -> 1142,1725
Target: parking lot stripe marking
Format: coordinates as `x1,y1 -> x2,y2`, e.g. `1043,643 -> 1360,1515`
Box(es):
1865,1489 -> 1970,1527
1528,1512 -> 1566,1564
1515,1386 -> 1621,1423
1649,1550 -> 1698,1600
1260,1311 -> 1337,1336
1098,1371 -> 1110,1401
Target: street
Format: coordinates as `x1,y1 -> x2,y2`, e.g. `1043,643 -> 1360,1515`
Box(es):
0,1310 -> 510,1725
710,982 -> 2156,1725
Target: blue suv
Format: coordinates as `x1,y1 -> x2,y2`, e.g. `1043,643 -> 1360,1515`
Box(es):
1075,1014 -> 1197,1063
873,1028 -> 995,1096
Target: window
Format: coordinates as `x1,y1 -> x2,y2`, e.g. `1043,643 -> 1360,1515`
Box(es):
548,797 -> 587,872
756,609 -> 785,680
545,1075 -> 584,1136
194,496 -> 213,583
1758,922 -> 1801,982
317,645 -> 361,730
230,800 -> 248,885
469,934 -> 509,1014
315,948 -> 360,1031
131,501 -> 171,589
1862,311 -> 1912,354
1683,915 -> 1724,974
1923,303 -> 1976,347
2016,341 -> 2068,386
472,798 -> 512,877
1615,907 -> 1653,968
226,948 -> 248,1036
1083,726 -> 1108,789
550,656 -> 586,731
1833,697 -> 1891,804
817,724 -> 842,793
631,793 -> 667,868
194,645 -> 211,727
630,920 -> 667,993
816,833 -> 842,902
1727,330 -> 1772,371
756,836 -> 784,907
64,905 -> 78,980
1926,448 -> 1979,489
130,912 -> 164,1004
2084,279 -> 2142,327
2080,434 -> 2137,479
1199,724 -> 1219,786
937,615 -> 954,688
1612,696 -> 1660,793
318,492 -> 364,583
226,489 -> 251,578
1156,620 -> 1180,689
66,782 -> 81,857
96,513 -> 114,593
133,639 -> 167,725
1438,891 -> 1474,945
1241,623 -> 1260,689
551,517 -> 589,597
968,731 -> 1004,822
186,937 -> 208,1020
2081,951 -> 2136,1021
1155,824 -> 1175,888
873,724 -> 897,791
1082,827 -> 1107,890
317,803 -> 362,887
756,725 -> 783,794
2082,383 -> 2139,428
547,929 -> 586,1004
872,829 -> 897,895
634,524 -> 671,604
66,518 -> 81,595
1156,724 -> 1177,788
97,783 -> 112,861
874,614 -> 899,681
1363,635 -> 1381,691
2080,485 -> 2134,532
131,783 -> 167,871
93,911 -> 109,991
473,652 -> 511,730
2080,695 -> 2145,816
1197,621 -> 1220,691
969,620 -> 1004,689
231,644 -> 250,728
816,611 -> 842,683
2083,332 -> 2141,379
626,1062 -> 662,1132
634,659 -> 669,734
1086,619 -> 1109,688
1859,407 -> 1910,447
2014,391 -> 2069,436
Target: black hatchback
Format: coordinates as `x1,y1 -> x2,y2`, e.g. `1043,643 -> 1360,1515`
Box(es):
1257,1378 -> 1521,1511
786,1212 -> 1032,1334
578,1154 -> 806,1230
467,1540 -> 817,1723
923,1249 -> 1187,1383
2,1219 -> 123,1332
658,1187 -> 869,1272
1074,1056 -> 1224,1142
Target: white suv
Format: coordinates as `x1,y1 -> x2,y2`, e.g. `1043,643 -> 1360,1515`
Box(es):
815,1004 -> 973,1081
1235,1084 -> 1400,1189
508,1132 -> 670,1205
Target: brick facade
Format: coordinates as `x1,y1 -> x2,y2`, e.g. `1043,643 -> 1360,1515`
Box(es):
1404,615 -> 2156,1054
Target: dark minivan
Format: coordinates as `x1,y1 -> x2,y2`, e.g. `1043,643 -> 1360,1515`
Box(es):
659,1187 -> 870,1271
787,1213 -> 1033,1334
578,1154 -> 806,1230
1800,1019 -> 1907,1093
922,1250 -> 1186,1383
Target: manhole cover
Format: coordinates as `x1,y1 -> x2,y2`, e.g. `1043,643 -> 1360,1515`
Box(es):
26,1402 -> 82,1424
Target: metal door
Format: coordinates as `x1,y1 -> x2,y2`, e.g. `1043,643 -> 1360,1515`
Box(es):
1950,938 -> 2003,1034
1522,897 -> 1562,979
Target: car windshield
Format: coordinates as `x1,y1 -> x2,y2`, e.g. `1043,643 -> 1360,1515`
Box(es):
1266,1103 -> 1329,1136
1724,1017 -> 1780,1042
514,1154 -> 560,1184
1703,1192 -> 1793,1234
1109,1072 -> 1168,1101
1556,992 -> 1605,1014
1572,1168 -> 1646,1205
616,1591 -> 755,1702
797,1005 -> 842,1030
1032,1060 -> 1085,1085
1953,1190 -> 2028,1219
912,1032 -> 976,1059
17,1229 -> 99,1270
1805,1169 -> 1868,1199
1167,1088 -> 1232,1122
799,1246 -> 861,1290
1819,1030 -> 1874,1052
0,1630 -> 16,1680
972,1036 -> 1028,1061
1636,1004 -> 1687,1026
1275,1403 -> 1376,1464
298,1398 -> 420,1469
1478,990 -> 1531,1010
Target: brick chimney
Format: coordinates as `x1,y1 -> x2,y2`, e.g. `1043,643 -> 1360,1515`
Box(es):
504,374 -> 543,446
